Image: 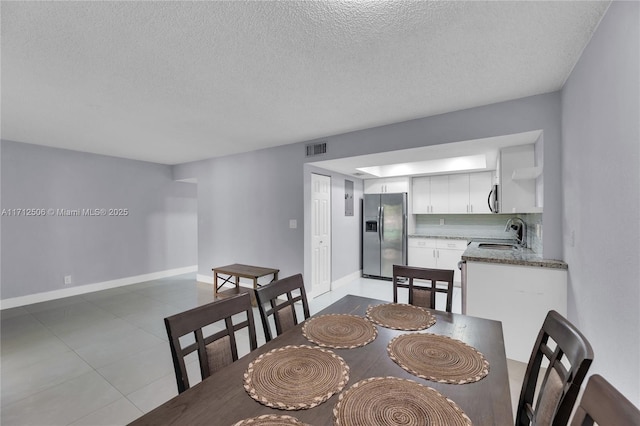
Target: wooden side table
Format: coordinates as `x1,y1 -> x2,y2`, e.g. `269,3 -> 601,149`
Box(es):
212,263 -> 279,305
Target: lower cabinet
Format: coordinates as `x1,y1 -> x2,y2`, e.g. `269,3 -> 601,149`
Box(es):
408,238 -> 467,285
465,261 -> 567,363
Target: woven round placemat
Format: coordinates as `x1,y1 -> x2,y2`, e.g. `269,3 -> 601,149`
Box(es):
388,333 -> 489,384
243,345 -> 349,410
366,303 -> 436,331
333,376 -> 472,426
302,314 -> 377,349
232,414 -> 311,426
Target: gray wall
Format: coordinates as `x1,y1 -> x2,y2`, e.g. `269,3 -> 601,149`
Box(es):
174,143 -> 306,281
0,140 -> 197,300
561,1 -> 639,403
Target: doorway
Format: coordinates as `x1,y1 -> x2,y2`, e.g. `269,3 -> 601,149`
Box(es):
310,173 -> 331,296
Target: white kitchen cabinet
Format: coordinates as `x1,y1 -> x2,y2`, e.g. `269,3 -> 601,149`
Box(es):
412,172 -> 494,214
451,172 -> 493,214
408,238 -> 467,285
448,174 -> 469,213
411,177 -> 431,214
412,175 -> 448,213
429,176 -> 449,213
408,238 -> 437,268
469,171 -> 493,213
364,177 -> 410,194
499,144 -> 539,213
465,261 -> 567,362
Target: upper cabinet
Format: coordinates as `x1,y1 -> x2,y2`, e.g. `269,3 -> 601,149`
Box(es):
469,172 -> 494,213
499,144 -> 541,213
412,171 -> 494,214
364,177 -> 410,194
429,175 -> 449,213
412,175 -> 448,213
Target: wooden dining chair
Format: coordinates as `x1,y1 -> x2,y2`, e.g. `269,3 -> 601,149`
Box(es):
255,273 -> 310,342
570,374 -> 640,426
164,292 -> 257,393
516,310 -> 594,426
392,264 -> 455,312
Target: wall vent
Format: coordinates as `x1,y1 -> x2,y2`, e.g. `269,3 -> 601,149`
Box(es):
306,141 -> 327,157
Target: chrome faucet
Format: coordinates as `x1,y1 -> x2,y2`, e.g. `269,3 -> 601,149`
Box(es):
505,217 -> 527,248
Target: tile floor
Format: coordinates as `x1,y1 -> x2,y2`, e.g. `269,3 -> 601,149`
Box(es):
1,273 -> 524,425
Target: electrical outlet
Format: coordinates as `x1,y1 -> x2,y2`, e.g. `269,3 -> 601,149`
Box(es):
536,224 -> 542,238
64,275 -> 72,285
289,219 -> 297,229
440,218 -> 445,225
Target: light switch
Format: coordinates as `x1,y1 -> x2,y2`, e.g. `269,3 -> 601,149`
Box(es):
289,219 -> 297,229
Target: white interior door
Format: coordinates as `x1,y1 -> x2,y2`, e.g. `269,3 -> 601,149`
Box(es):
311,173 -> 331,297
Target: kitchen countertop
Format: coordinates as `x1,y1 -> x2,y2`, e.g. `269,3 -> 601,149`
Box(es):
462,241 -> 568,269
408,231 -> 510,240
409,233 -> 469,240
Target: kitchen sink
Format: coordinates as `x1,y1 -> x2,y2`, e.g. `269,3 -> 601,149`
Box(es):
478,243 -> 519,250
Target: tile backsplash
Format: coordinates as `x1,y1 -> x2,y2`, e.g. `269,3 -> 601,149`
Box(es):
414,213 -> 543,254
523,213 -> 543,254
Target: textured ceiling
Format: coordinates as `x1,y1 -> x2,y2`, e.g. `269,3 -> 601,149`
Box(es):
1,1 -> 610,165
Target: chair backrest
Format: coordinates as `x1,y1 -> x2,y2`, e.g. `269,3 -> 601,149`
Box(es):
392,264 -> 455,312
164,292 -> 257,393
516,310 -> 594,426
570,374 -> 640,426
255,273 -> 310,342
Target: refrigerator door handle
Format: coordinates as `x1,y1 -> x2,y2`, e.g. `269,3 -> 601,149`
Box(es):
377,206 -> 382,242
380,206 -> 384,242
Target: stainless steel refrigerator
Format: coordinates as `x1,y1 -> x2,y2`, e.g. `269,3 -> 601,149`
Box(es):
362,193 -> 407,279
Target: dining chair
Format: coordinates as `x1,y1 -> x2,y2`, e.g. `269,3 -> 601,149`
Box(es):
392,264 -> 455,312
164,292 -> 258,393
570,374 -> 640,426
515,310 -> 594,426
254,273 -> 310,342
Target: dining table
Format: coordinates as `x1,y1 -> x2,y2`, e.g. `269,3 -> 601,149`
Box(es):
128,294 -> 513,425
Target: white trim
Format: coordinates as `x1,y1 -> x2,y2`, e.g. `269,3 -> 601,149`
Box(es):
308,270 -> 361,299
0,265 -> 198,310
331,270 -> 362,291
197,273 -> 213,285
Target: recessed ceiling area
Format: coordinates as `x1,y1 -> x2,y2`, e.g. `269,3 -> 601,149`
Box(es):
310,130 -> 542,179
357,154 -> 488,178
0,2 -> 609,165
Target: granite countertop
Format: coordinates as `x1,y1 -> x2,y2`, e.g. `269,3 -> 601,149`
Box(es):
408,233 -> 469,240
462,241 -> 568,269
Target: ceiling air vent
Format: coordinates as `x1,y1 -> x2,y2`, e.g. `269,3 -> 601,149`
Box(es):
306,141 -> 327,157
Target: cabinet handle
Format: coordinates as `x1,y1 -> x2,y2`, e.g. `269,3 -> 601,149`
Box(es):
433,249 -> 436,258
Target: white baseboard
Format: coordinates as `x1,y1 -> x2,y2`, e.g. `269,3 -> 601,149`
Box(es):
0,265 -> 198,310
196,274 -> 212,285
332,270 -> 362,291
196,274 -> 256,289
308,270 -> 362,299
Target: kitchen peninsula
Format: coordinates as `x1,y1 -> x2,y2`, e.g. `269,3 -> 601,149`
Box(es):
462,240 -> 567,363
409,218 -> 568,363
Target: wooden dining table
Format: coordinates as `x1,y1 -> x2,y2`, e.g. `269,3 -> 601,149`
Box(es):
129,295 -> 513,425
